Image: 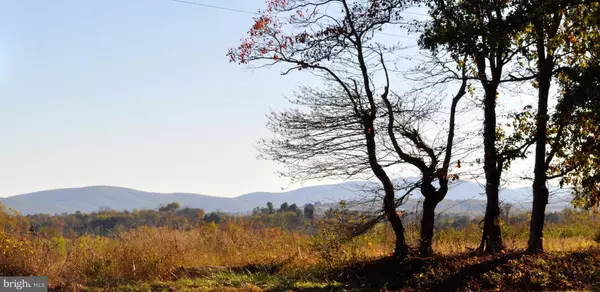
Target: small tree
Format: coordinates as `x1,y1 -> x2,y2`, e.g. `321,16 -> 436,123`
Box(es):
279,202 -> 290,212
204,212 -> 224,223
266,202 -> 275,214
158,202 -> 180,213
304,204 -> 315,221
252,207 -> 262,216
500,201 -> 513,223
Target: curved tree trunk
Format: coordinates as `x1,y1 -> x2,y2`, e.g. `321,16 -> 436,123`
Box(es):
384,189 -> 408,259
417,74 -> 464,258
365,119 -> 408,260
419,195 -> 439,257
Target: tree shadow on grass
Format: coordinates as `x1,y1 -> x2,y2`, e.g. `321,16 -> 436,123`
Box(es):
175,251 -> 550,291
170,249 -> 600,291
430,252 -> 524,291
333,251 -> 524,291
219,252 -> 525,291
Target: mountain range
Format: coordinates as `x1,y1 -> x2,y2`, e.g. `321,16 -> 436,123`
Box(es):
0,180 -> 572,215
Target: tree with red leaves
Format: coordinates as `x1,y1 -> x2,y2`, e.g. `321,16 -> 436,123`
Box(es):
228,0 -> 418,259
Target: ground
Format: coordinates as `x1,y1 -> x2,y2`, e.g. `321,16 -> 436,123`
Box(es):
76,248 -> 600,292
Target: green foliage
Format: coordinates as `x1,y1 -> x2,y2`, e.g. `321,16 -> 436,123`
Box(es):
303,204 -> 315,221
279,202 -> 289,212
158,202 -> 180,212
497,105 -> 536,170
550,63 -> 600,209
421,0 -> 521,55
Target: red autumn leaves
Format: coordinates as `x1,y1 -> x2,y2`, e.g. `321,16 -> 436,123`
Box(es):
227,0 -> 312,64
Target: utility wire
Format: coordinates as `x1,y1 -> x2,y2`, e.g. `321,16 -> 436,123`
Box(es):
171,0 -> 428,18
171,0 -> 421,39
401,11 -> 429,17
172,0 -> 257,15
379,32 -> 418,40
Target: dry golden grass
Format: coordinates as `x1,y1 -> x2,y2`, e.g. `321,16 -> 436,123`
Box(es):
57,221 -> 311,286
0,211 -> 599,290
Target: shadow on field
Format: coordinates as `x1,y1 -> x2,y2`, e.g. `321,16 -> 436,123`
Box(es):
334,251 -> 524,291
192,252 -> 527,291
431,252 -> 524,291
173,249 -> 600,291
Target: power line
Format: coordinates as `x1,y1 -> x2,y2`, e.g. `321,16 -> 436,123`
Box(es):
171,0 -> 257,15
401,10 -> 429,17
379,32 -> 418,40
171,0 -> 421,39
172,0 -> 428,17
174,0 -> 428,17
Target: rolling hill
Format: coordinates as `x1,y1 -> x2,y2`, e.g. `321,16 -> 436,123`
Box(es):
0,180 -> 572,215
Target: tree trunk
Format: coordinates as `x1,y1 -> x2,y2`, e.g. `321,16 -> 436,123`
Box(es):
384,185 -> 408,259
481,185 -> 504,253
364,119 -> 408,260
480,87 -> 504,253
528,58 -> 553,254
419,194 -> 439,257
528,182 -> 548,253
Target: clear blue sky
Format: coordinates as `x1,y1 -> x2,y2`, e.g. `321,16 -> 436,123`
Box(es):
3,0 -> 527,198
1,0 -> 332,197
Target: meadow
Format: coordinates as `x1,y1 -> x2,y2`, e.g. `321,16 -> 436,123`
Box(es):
1,203 -> 600,291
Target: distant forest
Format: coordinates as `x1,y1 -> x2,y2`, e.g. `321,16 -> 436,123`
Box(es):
20,201 -> 574,237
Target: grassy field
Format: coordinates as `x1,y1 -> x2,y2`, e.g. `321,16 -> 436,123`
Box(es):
1,209 -> 600,291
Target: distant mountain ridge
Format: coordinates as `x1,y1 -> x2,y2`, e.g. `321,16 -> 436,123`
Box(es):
0,180 -> 572,215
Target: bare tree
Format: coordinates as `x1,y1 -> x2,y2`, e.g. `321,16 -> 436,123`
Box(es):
388,53 -> 471,257
259,81 -> 414,258
228,0 -> 422,258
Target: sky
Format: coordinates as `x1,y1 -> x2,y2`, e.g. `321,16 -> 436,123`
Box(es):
0,0 -> 534,198
1,0 -> 337,197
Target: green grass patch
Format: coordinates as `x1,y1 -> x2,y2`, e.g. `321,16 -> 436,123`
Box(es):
81,271 -> 345,292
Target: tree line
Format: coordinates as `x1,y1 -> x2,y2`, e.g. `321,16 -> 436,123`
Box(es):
8,199 -> 584,239
227,0 -> 600,259
20,202 -> 317,236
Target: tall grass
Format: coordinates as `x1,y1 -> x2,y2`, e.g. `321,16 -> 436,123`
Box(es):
0,210 -> 599,290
